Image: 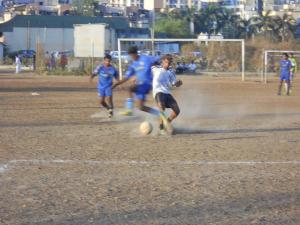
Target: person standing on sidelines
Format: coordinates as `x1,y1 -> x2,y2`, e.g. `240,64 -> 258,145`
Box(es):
15,55 -> 22,74
287,53 -> 297,94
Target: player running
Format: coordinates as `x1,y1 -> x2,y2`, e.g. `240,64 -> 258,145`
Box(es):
112,46 -> 160,116
152,54 -> 183,134
278,53 -> 292,96
90,54 -> 119,118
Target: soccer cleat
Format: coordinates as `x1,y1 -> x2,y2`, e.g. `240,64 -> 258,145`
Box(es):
159,112 -> 174,135
108,109 -> 113,118
120,110 -> 133,116
159,129 -> 167,136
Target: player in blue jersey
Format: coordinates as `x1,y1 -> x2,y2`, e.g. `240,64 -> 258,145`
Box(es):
112,46 -> 160,116
278,53 -> 292,96
90,54 -> 119,118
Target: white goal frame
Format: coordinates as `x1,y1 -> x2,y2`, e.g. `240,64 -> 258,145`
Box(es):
118,38 -> 245,81
263,50 -> 300,84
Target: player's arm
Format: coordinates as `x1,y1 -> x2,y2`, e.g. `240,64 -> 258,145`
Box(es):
112,66 -> 134,89
169,69 -> 183,87
90,66 -> 100,83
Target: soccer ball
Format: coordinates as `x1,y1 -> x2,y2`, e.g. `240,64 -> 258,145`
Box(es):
139,121 -> 153,135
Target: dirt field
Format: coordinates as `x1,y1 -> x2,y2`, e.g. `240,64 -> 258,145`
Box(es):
0,73 -> 299,225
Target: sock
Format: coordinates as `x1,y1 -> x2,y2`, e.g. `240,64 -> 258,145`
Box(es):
148,108 -> 160,116
159,123 -> 164,130
126,98 -> 134,111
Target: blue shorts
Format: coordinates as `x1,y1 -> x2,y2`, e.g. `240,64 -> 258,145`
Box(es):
132,83 -> 152,100
280,73 -> 290,81
98,86 -> 112,97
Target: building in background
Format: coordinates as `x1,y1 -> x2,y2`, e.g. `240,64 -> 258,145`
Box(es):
107,0 -> 144,8
263,0 -> 300,17
0,15 -> 150,54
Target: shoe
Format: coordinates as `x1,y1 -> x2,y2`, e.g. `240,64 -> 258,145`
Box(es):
159,112 -> 174,135
159,129 -> 167,136
120,110 -> 133,116
108,109 -> 113,118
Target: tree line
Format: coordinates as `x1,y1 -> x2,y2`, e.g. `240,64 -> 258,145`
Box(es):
155,6 -> 297,42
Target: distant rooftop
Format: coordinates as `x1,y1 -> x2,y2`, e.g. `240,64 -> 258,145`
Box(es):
0,15 -> 131,32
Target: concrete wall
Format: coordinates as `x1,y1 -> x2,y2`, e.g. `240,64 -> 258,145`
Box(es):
4,27 -> 74,52
74,24 -> 107,57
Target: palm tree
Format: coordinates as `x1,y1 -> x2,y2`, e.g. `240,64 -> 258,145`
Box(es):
278,14 -> 296,41
181,7 -> 197,35
253,10 -> 281,40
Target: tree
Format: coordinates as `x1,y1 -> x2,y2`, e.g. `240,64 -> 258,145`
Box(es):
72,0 -> 96,16
155,17 -> 191,38
277,14 -> 296,41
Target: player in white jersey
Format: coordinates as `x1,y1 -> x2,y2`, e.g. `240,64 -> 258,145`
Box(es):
152,54 -> 183,134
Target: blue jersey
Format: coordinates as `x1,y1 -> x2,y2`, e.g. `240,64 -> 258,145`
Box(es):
280,60 -> 292,76
94,65 -> 118,89
125,55 -> 159,85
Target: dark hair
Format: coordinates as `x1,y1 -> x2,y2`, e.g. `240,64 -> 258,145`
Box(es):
104,54 -> 112,60
283,53 -> 289,58
161,54 -> 173,62
128,46 -> 138,54
290,53 -> 294,57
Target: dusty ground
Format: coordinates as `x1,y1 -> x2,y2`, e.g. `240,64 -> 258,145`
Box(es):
0,73 -> 299,225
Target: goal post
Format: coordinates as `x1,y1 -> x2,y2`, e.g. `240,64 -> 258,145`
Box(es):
117,38 -> 245,81
263,50 -> 300,84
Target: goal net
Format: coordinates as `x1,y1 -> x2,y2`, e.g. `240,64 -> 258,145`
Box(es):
263,50 -> 300,83
116,38 -> 245,81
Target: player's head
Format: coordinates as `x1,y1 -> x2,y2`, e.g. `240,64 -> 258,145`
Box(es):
283,53 -> 289,60
290,53 -> 294,58
103,54 -> 112,67
128,46 -> 139,61
162,54 -> 173,69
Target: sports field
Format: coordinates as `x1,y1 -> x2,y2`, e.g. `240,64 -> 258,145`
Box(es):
0,74 -> 300,225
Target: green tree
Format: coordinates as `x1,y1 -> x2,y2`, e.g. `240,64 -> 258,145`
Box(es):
72,0 -> 96,16
155,17 -> 191,38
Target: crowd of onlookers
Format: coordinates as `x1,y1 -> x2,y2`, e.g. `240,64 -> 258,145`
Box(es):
44,51 -> 68,71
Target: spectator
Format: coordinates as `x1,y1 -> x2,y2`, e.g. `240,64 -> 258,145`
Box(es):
50,53 -> 56,70
60,53 -> 68,70
176,62 -> 184,74
189,61 -> 197,73
15,55 -> 22,74
45,51 -> 51,71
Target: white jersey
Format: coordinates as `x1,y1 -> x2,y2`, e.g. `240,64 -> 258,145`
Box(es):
152,66 -> 177,98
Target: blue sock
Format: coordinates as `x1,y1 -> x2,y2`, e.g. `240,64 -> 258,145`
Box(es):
126,98 -> 134,111
149,108 -> 160,116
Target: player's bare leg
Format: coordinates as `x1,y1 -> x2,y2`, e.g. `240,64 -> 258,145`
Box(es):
286,80 -> 291,96
106,96 -> 114,118
99,96 -> 109,110
278,80 -> 283,95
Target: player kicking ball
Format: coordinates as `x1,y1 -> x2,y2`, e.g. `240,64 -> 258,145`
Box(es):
278,53 -> 292,96
90,54 -> 119,118
152,54 -> 183,135
112,46 -> 160,117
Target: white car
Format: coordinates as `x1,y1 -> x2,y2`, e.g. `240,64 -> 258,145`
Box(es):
110,51 -> 130,63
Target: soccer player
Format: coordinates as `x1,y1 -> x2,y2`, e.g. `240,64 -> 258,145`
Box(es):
112,46 -> 160,116
290,53 -> 298,93
90,54 -> 119,118
289,53 -> 297,82
152,54 -> 183,134
278,53 -> 292,96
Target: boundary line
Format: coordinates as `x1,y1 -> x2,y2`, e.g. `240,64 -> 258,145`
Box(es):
1,159 -> 300,174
